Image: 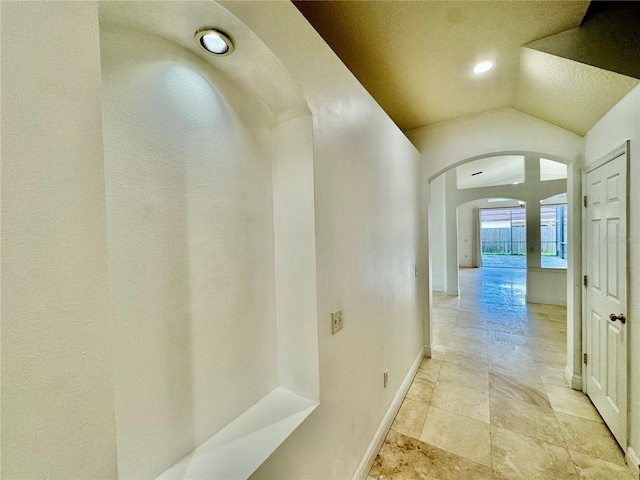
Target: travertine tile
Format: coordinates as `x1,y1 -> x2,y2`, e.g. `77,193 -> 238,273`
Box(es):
569,450 -> 636,480
371,269 -> 625,480
444,349 -> 489,370
556,412 -> 626,466
445,341 -> 487,359
452,326 -> 488,341
490,356 -> 542,382
488,342 -> 534,361
491,426 -> 578,480
405,377 -> 435,404
526,323 -> 566,340
531,348 -> 566,367
448,333 -> 487,350
431,380 -> 490,423
489,344 -> 539,380
369,430 -> 492,480
490,372 -> 551,410
489,330 -> 528,346
545,385 -> 603,422
490,394 -> 565,446
391,398 -> 429,440
536,362 -> 570,388
485,317 -> 527,335
415,357 -> 442,383
431,334 -> 451,348
431,327 -> 451,347
438,361 -> 489,391
432,308 -> 458,324
419,406 -> 491,467
527,334 -> 566,354
456,316 -> 488,330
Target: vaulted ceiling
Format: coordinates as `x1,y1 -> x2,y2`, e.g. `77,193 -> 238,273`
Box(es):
294,1 -> 639,136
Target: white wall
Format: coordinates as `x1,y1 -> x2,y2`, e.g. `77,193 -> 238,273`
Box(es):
406,106 -> 583,180
222,3 -> 425,479
584,85 -> 640,467
527,269 -> 567,305
429,175 -> 447,289
272,115 -> 319,401
1,4 -> 118,477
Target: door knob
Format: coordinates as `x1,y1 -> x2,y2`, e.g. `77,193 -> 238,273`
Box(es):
609,313 -> 627,324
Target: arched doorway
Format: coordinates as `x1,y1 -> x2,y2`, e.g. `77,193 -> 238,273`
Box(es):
428,153 -> 567,299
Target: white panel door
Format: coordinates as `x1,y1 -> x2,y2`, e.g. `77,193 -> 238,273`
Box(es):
585,153 -> 627,449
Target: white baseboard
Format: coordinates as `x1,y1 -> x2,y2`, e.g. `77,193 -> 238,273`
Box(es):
564,365 -> 583,390
351,347 -> 424,480
527,296 -> 567,306
446,289 -> 460,297
423,345 -> 432,358
627,447 -> 640,480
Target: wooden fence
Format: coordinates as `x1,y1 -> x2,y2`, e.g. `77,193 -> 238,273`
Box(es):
481,226 -> 561,255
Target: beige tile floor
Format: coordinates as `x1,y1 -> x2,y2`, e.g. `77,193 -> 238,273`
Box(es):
368,267 -> 634,480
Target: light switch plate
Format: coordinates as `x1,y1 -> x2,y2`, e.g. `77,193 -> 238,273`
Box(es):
331,308 -> 344,334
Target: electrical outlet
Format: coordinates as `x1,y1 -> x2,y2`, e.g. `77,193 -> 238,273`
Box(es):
384,369 -> 389,388
331,308 -> 344,334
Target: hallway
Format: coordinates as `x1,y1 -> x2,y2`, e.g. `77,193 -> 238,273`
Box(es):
368,267 -> 632,480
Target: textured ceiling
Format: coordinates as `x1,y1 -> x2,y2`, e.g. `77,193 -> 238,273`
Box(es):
294,1 -> 639,135
527,1 -> 640,80
514,48 -> 639,135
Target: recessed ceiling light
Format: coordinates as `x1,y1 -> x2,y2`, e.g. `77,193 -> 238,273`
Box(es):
195,28 -> 234,56
473,60 -> 495,74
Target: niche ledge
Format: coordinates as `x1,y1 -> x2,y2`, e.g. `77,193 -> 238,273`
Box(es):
158,387 -> 318,480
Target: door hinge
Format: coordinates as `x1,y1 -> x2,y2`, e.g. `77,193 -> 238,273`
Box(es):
584,353 -> 588,365
584,195 -> 588,207
583,275 -> 588,287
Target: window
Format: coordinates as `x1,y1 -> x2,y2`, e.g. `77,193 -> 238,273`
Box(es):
540,158 -> 567,182
540,200 -> 567,269
480,206 -> 526,268
457,155 -> 524,190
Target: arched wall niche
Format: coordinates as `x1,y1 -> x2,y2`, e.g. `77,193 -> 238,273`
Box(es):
98,3 -> 318,479
99,1 -> 311,125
